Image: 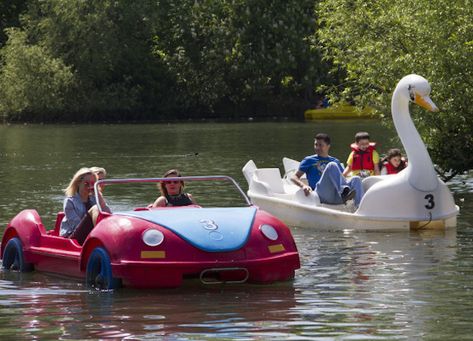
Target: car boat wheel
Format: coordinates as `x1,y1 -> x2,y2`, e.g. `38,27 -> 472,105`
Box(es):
86,247 -> 121,290
2,237 -> 33,272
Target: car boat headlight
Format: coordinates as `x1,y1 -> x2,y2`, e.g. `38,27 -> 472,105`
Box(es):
142,229 -> 164,246
259,224 -> 278,241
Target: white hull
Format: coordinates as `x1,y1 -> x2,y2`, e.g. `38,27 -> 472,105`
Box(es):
243,156 -> 458,231
249,190 -> 457,231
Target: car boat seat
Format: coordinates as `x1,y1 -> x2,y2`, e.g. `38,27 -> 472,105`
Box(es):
48,212 -> 65,236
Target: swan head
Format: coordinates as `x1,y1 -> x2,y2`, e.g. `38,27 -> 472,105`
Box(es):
395,74 -> 439,112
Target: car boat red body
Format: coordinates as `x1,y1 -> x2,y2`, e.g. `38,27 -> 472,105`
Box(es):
1,176 -> 300,289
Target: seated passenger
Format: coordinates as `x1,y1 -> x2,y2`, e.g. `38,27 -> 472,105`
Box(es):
60,168 -> 110,244
150,169 -> 196,207
380,148 -> 408,175
90,166 -> 107,193
343,131 -> 380,178
292,133 -> 363,207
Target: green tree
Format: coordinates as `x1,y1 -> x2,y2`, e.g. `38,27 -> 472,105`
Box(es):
0,0 -> 27,46
154,0 -> 327,117
25,0 -> 169,118
0,29 -> 74,121
0,0 -> 332,121
317,0 -> 473,179
0,0 -> 174,121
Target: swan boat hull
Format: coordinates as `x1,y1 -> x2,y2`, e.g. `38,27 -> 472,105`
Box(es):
248,191 -> 457,231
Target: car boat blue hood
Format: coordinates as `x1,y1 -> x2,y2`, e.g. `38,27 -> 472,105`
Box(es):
115,207 -> 257,252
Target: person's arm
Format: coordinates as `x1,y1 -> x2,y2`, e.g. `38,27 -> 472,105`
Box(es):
151,196 -> 167,208
187,193 -> 196,204
63,197 -> 83,230
373,163 -> 381,175
291,170 -> 312,196
342,164 -> 352,177
373,150 -> 381,175
95,191 -> 111,213
342,152 -> 354,177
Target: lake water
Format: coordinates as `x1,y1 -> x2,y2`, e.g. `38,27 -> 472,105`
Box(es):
1,121 -> 472,340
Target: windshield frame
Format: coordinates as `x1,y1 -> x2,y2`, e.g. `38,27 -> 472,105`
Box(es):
93,175 -> 252,213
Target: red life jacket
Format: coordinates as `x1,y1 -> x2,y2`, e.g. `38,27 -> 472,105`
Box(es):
350,142 -> 376,171
383,161 -> 398,174
383,159 -> 407,174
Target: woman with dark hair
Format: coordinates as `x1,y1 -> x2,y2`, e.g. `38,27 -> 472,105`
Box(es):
150,169 -> 196,207
380,148 -> 408,175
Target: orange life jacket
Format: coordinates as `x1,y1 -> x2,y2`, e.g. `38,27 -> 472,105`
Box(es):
350,142 -> 376,171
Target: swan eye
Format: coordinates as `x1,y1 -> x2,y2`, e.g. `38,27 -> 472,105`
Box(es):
408,85 -> 415,101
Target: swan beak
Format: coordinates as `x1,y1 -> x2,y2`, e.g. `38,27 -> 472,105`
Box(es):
414,93 -> 439,112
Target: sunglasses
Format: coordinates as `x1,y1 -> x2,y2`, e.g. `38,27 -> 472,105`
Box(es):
165,181 -> 180,184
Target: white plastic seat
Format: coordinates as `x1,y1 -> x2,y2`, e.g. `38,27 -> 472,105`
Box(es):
242,160 -> 257,186
253,168 -> 285,194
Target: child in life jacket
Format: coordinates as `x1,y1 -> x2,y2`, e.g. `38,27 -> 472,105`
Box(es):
150,169 -> 196,207
343,131 -> 380,178
380,148 -> 407,175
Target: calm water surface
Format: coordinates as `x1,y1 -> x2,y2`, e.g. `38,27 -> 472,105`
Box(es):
1,121 -> 473,340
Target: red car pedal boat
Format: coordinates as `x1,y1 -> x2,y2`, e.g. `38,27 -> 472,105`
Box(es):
1,176 -> 300,289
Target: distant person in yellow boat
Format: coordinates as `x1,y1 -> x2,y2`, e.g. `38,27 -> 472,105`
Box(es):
380,148 -> 408,175
343,131 -> 380,178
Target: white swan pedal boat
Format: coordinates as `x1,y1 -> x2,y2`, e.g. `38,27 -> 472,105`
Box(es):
242,75 -> 459,231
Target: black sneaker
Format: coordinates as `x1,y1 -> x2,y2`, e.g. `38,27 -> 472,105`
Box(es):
341,187 -> 356,204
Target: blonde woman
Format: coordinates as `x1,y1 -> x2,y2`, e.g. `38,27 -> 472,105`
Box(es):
60,168 -> 110,244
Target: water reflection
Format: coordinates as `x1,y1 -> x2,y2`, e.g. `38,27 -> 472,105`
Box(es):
0,272 -> 298,339
292,228 -> 463,339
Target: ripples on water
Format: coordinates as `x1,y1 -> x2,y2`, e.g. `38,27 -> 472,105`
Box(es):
2,123 -> 473,339
2,222 -> 473,340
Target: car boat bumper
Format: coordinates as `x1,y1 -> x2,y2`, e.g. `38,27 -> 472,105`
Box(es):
112,251 -> 300,288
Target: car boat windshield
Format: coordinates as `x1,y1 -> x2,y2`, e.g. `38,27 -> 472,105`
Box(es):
94,175 -> 252,213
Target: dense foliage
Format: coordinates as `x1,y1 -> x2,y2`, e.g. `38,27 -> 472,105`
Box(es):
0,0 -> 472,175
153,0 -> 327,117
316,0 -> 473,178
0,0 -> 27,46
0,0 -> 326,121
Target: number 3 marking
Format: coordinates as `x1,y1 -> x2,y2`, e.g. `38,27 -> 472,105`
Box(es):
424,194 -> 435,209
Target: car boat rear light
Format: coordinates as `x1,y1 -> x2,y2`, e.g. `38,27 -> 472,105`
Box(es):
259,224 -> 278,241
142,229 -> 165,246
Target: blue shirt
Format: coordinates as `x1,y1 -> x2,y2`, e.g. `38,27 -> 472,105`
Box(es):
299,154 -> 343,189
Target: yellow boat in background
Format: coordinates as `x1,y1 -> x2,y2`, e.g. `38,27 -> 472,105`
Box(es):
304,103 -> 375,120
